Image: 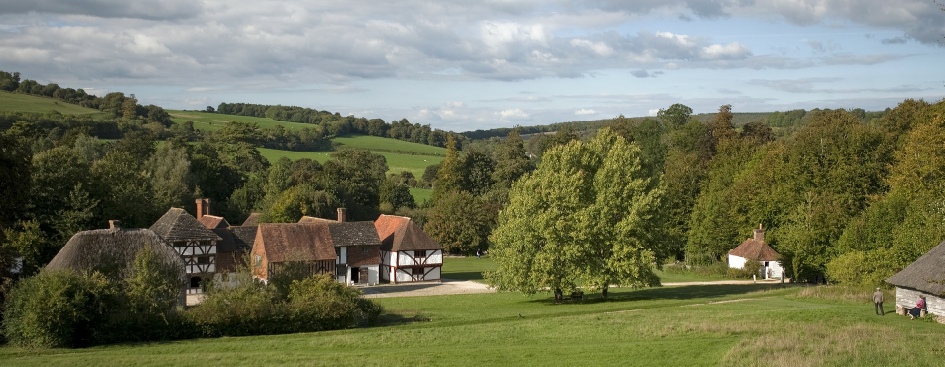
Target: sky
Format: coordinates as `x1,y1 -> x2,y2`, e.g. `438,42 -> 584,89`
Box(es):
0,1 -> 943,132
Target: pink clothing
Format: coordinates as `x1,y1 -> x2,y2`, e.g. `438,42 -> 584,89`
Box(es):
917,298 -> 926,309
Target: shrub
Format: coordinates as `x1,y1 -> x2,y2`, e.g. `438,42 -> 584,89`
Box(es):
3,270 -> 117,348
727,260 -> 762,279
287,274 -> 382,331
185,273 -> 284,337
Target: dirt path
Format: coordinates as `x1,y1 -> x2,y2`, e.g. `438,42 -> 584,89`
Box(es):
359,278 -> 786,299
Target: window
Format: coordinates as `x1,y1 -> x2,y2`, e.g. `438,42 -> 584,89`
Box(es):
197,256 -> 210,265
414,250 -> 427,258
190,276 -> 202,289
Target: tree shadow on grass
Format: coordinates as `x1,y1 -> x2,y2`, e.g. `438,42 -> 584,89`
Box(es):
524,284 -> 794,306
440,272 -> 483,281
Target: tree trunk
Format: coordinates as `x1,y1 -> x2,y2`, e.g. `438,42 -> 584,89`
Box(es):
554,288 -> 563,304
602,285 -> 608,300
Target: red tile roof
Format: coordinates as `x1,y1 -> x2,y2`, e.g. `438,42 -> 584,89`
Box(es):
198,215 -> 230,229
374,214 -> 442,252
728,238 -> 781,261
256,223 -> 336,263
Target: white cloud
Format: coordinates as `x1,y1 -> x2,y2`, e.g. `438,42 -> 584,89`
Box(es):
575,108 -> 596,115
498,108 -> 528,120
700,42 -> 751,59
647,109 -> 660,116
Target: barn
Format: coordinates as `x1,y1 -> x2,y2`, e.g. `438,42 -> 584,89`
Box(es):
886,240 -> 945,317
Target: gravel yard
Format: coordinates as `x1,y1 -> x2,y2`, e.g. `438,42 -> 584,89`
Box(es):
360,278 -> 494,298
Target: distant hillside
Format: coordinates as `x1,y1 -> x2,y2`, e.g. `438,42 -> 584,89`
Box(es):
0,91 -> 105,116
169,110 -> 316,131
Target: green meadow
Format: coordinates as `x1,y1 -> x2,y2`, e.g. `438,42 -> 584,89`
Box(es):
2,258 -> 941,367
256,134 -> 444,177
169,110 -> 315,131
0,91 -> 105,116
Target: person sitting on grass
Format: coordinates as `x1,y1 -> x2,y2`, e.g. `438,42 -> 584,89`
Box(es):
909,295 -> 926,320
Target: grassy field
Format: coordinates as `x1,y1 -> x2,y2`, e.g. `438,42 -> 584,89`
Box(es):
0,91 -> 105,116
258,144 -> 442,180
2,281 -> 940,367
168,110 -> 315,131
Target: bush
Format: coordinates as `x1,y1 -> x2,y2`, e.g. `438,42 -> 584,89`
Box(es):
3,270 -> 117,348
727,260 -> 762,279
187,273 -> 382,337
287,274 -> 382,331
185,273 -> 284,337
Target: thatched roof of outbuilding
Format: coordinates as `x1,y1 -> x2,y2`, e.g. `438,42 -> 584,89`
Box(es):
150,208 -> 222,242
374,214 -> 441,251
46,227 -> 185,282
887,240 -> 945,295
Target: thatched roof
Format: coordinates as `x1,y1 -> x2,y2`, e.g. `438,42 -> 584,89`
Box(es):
150,208 -> 222,242
256,223 -> 336,263
887,240 -> 945,295
198,215 -> 230,229
242,213 -> 262,226
374,214 -> 442,251
46,228 -> 185,282
728,238 -> 780,261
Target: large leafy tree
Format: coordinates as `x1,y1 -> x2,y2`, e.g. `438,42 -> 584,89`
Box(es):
486,129 -> 663,301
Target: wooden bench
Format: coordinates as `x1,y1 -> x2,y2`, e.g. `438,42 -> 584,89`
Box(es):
569,291 -> 584,302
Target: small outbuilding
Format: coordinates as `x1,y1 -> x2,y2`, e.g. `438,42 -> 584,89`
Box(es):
728,224 -> 783,280
886,240 -> 945,317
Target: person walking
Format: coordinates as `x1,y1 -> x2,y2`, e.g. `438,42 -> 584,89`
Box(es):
872,287 -> 884,316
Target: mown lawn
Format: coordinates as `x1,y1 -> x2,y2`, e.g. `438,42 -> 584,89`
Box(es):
0,91 -> 106,116
2,284 -> 941,367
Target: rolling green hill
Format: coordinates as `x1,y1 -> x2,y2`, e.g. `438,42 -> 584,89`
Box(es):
0,91 -> 105,116
169,110 -> 315,131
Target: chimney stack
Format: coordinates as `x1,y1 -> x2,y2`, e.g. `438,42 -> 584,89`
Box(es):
195,198 -> 210,220
109,220 -> 122,230
337,208 -> 347,223
753,224 -> 765,242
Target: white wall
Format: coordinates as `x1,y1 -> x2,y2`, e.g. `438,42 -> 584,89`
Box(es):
763,261 -> 784,279
728,255 -> 746,269
367,265 -> 379,285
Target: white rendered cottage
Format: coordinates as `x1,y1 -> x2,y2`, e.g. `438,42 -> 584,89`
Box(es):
728,225 -> 783,280
374,214 -> 443,283
886,239 -> 945,317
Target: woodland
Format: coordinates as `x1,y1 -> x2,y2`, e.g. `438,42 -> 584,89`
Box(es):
1,69 -> 944,302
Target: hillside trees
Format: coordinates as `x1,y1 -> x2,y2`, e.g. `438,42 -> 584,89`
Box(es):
486,129 -> 663,301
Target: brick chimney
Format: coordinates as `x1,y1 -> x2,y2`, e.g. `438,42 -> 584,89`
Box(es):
337,208 -> 347,223
195,198 -> 210,220
753,224 -> 765,242
108,220 -> 122,230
